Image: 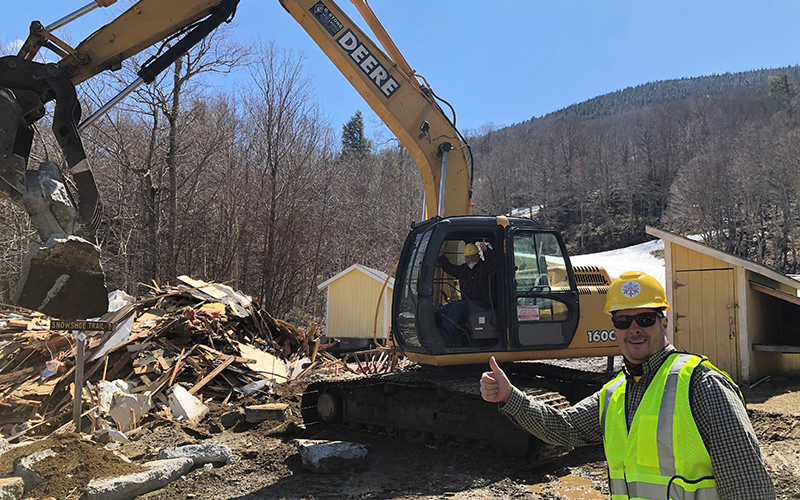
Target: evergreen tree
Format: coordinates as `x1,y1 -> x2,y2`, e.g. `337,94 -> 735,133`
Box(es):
341,110 -> 373,155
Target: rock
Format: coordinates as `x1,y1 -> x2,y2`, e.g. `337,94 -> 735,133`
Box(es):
84,457 -> 193,500
21,162 -> 78,241
168,385 -> 208,423
0,437 -> 10,458
294,439 -> 369,473
12,448 -> 56,493
0,477 -> 24,500
158,443 -> 240,466
13,234 -> 108,319
245,403 -> 288,423
220,409 -> 243,428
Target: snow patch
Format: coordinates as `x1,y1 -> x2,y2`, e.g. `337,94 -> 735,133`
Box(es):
570,239 -> 666,288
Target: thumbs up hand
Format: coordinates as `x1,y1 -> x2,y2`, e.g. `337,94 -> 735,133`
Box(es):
480,356 -> 512,403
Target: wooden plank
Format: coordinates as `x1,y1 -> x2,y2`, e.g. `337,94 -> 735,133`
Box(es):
189,356 -> 234,395
749,281 -> 800,307
752,344 -> 800,353
104,352 -> 133,381
196,344 -> 255,365
0,367 -> 35,384
169,349 -> 185,386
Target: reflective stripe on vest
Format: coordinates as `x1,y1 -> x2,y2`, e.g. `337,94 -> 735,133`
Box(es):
599,353 -> 720,500
608,479 -> 720,500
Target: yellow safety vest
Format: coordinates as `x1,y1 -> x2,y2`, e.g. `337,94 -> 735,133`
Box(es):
598,353 -> 738,500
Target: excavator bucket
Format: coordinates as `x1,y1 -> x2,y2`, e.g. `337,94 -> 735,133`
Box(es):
0,79 -> 108,319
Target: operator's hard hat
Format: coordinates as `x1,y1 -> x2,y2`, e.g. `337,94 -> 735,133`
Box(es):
604,271 -> 670,314
463,243 -> 479,256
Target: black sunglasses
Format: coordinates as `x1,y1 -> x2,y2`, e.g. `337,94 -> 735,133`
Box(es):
611,312 -> 662,330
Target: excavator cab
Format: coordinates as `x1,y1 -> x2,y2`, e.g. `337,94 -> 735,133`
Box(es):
392,216 -> 582,357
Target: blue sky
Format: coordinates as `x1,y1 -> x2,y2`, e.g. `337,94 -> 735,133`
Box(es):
2,1 -> 800,139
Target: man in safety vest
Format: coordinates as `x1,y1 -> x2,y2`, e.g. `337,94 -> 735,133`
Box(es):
480,271 -> 775,499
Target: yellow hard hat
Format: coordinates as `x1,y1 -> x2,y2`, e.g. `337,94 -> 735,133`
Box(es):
463,243 -> 479,256
604,271 -> 670,314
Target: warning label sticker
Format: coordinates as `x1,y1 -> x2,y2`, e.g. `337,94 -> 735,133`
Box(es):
517,305 -> 540,321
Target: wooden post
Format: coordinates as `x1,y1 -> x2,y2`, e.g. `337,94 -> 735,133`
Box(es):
73,331 -> 86,432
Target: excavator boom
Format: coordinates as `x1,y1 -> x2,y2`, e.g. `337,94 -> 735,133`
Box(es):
281,0 -> 472,218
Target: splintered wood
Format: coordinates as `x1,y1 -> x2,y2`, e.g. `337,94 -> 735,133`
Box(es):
0,276 -> 344,439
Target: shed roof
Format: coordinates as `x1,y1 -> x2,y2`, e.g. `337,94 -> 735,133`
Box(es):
317,264 -> 395,290
646,226 -> 800,291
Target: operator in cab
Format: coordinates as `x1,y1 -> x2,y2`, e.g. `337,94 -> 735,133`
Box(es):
480,271 -> 775,499
437,241 -> 496,346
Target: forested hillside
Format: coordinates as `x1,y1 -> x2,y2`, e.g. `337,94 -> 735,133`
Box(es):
531,66 -> 800,123
470,67 -> 800,275
1,27 -> 797,323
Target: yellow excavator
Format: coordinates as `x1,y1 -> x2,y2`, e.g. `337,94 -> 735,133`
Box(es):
2,0 -> 621,455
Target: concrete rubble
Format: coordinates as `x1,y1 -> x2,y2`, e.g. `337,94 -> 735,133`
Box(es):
294,439 -> 370,473
0,477 -> 24,500
12,448 -> 56,493
158,443 -> 240,465
83,457 -> 194,500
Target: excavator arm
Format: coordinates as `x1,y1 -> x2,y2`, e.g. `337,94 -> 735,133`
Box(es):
1,0 -> 240,318
280,0 -> 473,218
2,0 -> 466,318
1,0 -> 240,231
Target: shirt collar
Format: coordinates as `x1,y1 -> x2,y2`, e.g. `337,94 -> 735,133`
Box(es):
623,344 -> 677,379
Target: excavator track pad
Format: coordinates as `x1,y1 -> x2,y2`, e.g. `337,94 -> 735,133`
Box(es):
301,363 -> 614,458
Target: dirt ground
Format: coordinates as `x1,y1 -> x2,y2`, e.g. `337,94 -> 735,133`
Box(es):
116,375 -> 800,500
6,373 -> 797,499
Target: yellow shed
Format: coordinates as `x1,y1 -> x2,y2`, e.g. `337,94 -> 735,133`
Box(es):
647,226 -> 800,384
317,264 -> 394,349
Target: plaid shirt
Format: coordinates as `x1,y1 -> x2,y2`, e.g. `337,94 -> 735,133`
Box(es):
499,346 -> 775,499
437,249 -> 496,304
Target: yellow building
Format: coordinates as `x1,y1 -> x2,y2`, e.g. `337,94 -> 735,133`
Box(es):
648,226 -> 800,384
317,264 -> 394,350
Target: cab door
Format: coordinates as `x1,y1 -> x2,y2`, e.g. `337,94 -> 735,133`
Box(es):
507,228 -> 580,349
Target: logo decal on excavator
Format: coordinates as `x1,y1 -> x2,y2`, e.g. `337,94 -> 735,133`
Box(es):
337,29 -> 401,99
308,2 -> 401,99
309,1 -> 344,37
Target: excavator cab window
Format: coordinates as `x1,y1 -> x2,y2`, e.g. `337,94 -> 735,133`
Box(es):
508,229 -> 580,349
393,227 -> 433,349
434,233 -> 501,347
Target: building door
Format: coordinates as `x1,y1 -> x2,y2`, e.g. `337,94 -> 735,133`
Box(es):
673,267 -> 740,380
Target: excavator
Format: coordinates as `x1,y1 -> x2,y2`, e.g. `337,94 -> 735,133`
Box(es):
1,0 -> 622,455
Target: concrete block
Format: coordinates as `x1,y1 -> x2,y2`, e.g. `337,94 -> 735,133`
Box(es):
245,403 -> 288,423
158,443 -> 240,465
294,439 -> 368,473
12,448 -> 56,493
0,477 -> 24,500
220,409 -> 243,428
84,457 -> 193,500
168,385 -> 208,423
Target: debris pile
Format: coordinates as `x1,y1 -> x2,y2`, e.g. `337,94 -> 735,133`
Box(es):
0,275 -> 351,441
